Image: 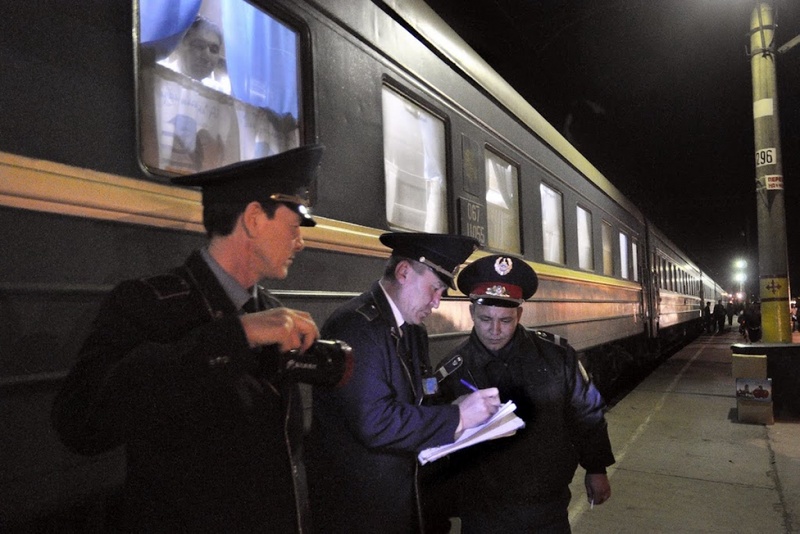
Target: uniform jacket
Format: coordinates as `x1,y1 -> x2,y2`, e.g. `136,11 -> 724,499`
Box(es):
305,281 -> 460,534
51,250 -> 308,533
434,327 -> 615,510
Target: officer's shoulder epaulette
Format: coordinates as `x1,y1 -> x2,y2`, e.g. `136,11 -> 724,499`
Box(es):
533,329 -> 570,349
355,301 -> 380,322
435,352 -> 464,383
138,273 -> 192,300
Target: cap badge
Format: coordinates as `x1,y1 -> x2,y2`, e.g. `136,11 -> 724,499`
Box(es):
494,257 -> 513,276
485,285 -> 510,297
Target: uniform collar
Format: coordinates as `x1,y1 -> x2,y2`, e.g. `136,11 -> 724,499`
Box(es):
200,247 -> 251,310
378,279 -> 406,330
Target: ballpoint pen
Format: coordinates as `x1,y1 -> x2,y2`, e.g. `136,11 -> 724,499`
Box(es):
460,378 -> 479,392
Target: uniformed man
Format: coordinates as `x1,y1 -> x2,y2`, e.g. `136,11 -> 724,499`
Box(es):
431,254 -> 615,533
52,145 -> 326,532
305,232 -> 502,534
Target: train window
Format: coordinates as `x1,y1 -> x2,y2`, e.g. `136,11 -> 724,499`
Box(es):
382,87 -> 447,232
135,0 -> 302,177
540,184 -> 564,264
632,240 -> 639,281
601,222 -> 613,276
576,206 -> 594,270
485,150 -> 520,253
619,232 -> 629,279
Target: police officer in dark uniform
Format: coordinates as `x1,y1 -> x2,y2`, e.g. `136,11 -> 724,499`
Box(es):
305,232 -> 502,534
432,254 -> 615,533
52,145 -> 327,532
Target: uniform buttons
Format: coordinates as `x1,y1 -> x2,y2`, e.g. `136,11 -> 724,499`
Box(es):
209,355 -> 230,367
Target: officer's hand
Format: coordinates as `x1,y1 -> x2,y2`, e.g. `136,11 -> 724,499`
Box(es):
456,387 -> 501,432
585,473 -> 611,506
240,307 -> 319,353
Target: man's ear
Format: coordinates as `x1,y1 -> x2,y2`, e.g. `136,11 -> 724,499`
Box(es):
394,259 -> 411,284
516,306 -> 524,321
240,201 -> 264,238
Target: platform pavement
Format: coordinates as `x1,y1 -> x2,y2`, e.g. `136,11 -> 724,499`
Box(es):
568,325 -> 800,533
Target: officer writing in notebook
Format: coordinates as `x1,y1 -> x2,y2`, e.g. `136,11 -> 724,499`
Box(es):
52,145 -> 335,532
433,254 -> 615,533
305,232 -> 501,534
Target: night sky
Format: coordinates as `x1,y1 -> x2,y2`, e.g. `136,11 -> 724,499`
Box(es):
425,0 -> 800,298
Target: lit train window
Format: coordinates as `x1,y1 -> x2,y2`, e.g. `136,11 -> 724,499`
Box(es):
670,263 -> 676,291
382,87 -> 447,232
601,222 -> 613,276
135,0 -> 302,177
540,184 -> 564,264
576,206 -> 594,270
632,240 -> 639,281
619,232 -> 629,279
485,150 -> 520,253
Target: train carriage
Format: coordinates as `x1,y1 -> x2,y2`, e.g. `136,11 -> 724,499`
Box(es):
0,0 -> 723,528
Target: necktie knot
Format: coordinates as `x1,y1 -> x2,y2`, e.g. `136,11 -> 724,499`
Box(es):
242,296 -> 259,314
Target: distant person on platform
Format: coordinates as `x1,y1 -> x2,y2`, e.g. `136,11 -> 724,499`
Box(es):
713,299 -> 726,334
726,300 -> 735,326
703,302 -> 712,333
161,15 -> 231,93
742,303 -> 763,343
305,232 -> 502,534
52,145 -> 330,532
431,254 -> 615,533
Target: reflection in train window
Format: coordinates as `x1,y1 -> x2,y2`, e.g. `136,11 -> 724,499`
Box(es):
382,87 -> 446,232
619,232 -> 629,279
577,206 -> 594,271
632,240 -> 639,281
485,150 -> 520,253
540,184 -> 564,264
602,221 -> 613,276
136,0 -> 302,176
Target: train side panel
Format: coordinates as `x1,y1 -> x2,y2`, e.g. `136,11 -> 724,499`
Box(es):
0,0 -> 724,528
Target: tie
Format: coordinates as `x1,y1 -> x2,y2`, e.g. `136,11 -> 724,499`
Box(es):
242,296 -> 260,314
400,323 -> 413,365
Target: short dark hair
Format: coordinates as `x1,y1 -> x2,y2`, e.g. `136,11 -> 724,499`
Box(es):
202,199 -> 281,237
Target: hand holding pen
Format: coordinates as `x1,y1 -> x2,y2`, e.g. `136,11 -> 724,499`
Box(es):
455,378 -> 500,434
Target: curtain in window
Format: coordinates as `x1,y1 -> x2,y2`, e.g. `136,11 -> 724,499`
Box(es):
420,114 -> 445,232
382,88 -> 445,233
139,0 -> 202,59
221,0 -> 298,117
540,185 -> 563,264
619,232 -> 629,279
602,223 -> 613,275
486,154 -> 520,253
577,206 -> 593,270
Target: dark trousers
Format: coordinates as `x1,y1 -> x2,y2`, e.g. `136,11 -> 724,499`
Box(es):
460,489 -> 572,534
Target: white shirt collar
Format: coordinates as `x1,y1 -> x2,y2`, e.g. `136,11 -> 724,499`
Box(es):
378,279 -> 405,329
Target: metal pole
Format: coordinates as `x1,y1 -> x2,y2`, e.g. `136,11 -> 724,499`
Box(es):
749,3 -> 792,342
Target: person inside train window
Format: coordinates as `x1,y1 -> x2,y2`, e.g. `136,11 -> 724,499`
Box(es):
51,145 -> 328,532
304,232 -> 501,534
159,15 -> 232,94
429,254 -> 615,533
